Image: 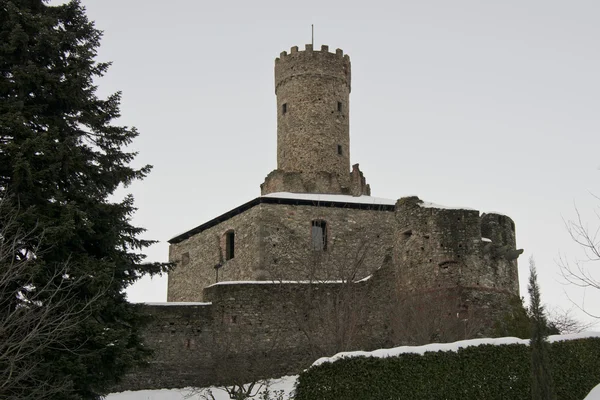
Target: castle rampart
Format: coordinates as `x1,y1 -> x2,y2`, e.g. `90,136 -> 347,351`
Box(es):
393,196 -> 520,325
131,44 -> 525,393
121,196 -> 522,392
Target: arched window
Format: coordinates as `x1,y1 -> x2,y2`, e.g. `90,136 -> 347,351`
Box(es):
311,220 -> 327,251
225,230 -> 235,260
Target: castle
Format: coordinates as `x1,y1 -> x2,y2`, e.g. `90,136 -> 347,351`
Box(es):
123,44 -> 523,391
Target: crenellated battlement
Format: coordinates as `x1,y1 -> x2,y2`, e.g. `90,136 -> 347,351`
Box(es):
275,44 -> 348,61
274,44 -> 351,93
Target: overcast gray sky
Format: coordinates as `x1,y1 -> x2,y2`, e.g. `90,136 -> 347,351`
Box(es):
55,0 -> 600,324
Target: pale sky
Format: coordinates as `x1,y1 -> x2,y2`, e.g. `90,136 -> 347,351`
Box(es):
54,0 -> 600,325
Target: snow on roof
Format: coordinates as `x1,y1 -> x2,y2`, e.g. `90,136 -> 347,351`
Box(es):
265,192 -> 479,210
144,302 -> 212,306
170,192 -> 485,244
312,332 -> 600,367
262,192 -> 396,206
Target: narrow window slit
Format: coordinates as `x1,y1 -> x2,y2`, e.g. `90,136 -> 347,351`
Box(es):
225,231 -> 235,260
311,220 -> 327,251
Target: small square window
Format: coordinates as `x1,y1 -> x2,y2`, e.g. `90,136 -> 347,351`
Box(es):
337,145 -> 343,155
181,252 -> 190,266
337,101 -> 343,112
282,103 -> 287,114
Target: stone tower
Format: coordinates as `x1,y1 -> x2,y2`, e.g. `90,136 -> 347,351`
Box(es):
261,44 -> 370,196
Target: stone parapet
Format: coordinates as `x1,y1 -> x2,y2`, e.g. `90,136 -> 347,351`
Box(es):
260,164 -> 370,196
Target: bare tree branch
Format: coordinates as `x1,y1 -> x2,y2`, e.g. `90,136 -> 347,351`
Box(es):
0,197 -> 106,400
558,200 -> 600,318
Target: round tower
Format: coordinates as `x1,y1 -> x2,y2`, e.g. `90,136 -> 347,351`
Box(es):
274,44 -> 351,189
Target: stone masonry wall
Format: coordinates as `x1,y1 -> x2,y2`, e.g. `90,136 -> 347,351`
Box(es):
141,197 -> 523,392
168,206 -> 262,301
258,203 -> 394,282
260,163 -> 371,196
118,279 -> 391,391
117,303 -> 215,391
392,196 -> 521,332
275,45 -> 352,192
168,202 -> 394,300
394,196 -> 519,296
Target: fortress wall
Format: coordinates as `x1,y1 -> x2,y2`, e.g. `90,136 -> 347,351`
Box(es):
119,281 -> 385,391
203,282 -> 356,383
168,206 -> 262,301
117,303 -> 216,391
120,233 -> 519,392
392,197 -> 520,337
394,197 -> 519,296
480,213 -> 520,295
258,203 -> 394,282
394,196 -> 483,291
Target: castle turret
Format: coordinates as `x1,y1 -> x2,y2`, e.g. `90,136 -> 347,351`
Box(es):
392,196 -> 522,333
261,44 -> 370,196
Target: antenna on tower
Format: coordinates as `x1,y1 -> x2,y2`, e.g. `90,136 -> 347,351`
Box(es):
311,24 -> 314,46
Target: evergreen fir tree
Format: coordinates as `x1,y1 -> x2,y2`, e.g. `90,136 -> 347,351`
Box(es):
492,296 -> 532,339
528,257 -> 556,400
0,1 -> 170,398
491,296 -> 560,339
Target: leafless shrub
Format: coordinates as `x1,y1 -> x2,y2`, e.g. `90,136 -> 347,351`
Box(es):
0,199 -> 103,400
390,291 -> 486,346
559,199 -> 600,318
547,306 -> 597,334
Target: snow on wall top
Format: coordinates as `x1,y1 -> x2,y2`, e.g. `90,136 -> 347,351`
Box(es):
206,280 -> 344,289
418,200 -> 476,211
263,192 -> 477,211
312,332 -> 600,367
144,302 -> 213,306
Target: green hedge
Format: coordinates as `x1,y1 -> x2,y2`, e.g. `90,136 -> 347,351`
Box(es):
294,338 -> 600,400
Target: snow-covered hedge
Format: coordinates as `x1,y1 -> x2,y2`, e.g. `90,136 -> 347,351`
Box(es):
295,334 -> 600,400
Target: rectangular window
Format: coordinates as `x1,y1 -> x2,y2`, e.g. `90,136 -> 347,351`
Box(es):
337,101 -> 343,112
225,231 -> 235,260
311,220 -> 327,251
282,103 -> 287,114
337,144 -> 343,155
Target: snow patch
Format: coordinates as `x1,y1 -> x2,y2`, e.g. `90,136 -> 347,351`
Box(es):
312,332 -> 600,367
418,201 -> 475,211
144,302 -> 212,306
485,211 -> 509,217
107,375 -> 298,400
207,280 -> 344,288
